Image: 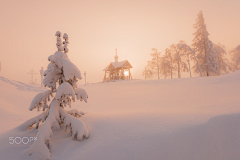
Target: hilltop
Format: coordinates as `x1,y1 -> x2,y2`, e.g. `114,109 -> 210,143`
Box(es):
0,72 -> 240,160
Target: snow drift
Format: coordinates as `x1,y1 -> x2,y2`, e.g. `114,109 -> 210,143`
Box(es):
0,71 -> 240,160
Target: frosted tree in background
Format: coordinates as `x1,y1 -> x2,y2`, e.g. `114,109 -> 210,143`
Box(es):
178,42 -> 192,77
192,11 -> 219,76
148,48 -> 161,79
229,45 -> 240,70
213,43 -> 231,74
142,66 -> 153,80
164,47 -> 174,79
181,42 -> 203,77
160,55 -> 171,79
178,41 -> 201,77
171,42 -> 189,78
21,31 -> 89,159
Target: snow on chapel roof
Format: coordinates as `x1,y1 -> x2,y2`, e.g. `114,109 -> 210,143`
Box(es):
103,49 -> 132,71
103,60 -> 132,71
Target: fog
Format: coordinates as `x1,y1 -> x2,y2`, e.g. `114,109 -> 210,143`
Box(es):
0,0 -> 239,84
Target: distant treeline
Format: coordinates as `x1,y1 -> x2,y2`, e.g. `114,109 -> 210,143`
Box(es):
143,11 -> 239,80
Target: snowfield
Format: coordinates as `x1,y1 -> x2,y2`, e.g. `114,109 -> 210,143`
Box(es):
0,71 -> 240,160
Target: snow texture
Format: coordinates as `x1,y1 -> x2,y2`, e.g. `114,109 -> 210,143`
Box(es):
18,111 -> 48,130
27,99 -> 61,159
55,31 -> 63,52
55,82 -> 75,100
62,58 -> 82,81
63,33 -> 69,54
60,107 -> 89,140
42,68 -> 62,89
0,76 -> 46,92
48,51 -> 69,68
1,71 -> 240,160
75,88 -> 88,103
29,90 -> 53,111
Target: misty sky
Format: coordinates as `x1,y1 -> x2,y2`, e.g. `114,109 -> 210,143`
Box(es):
0,0 -> 240,84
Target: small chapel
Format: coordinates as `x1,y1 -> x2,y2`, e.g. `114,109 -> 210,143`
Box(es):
103,49 -> 133,82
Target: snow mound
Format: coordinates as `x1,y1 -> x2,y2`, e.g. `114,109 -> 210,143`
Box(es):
204,113 -> 240,160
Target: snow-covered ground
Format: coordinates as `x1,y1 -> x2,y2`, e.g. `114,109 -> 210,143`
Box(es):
0,72 -> 240,160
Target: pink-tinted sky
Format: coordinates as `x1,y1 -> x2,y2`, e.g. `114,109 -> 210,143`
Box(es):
0,0 -> 239,84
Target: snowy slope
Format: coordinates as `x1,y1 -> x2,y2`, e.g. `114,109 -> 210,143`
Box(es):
0,72 -> 240,160
0,77 -> 42,134
0,76 -> 46,92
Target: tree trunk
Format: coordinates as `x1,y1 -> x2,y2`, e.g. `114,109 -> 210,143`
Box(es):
218,57 -> 221,75
194,56 -> 202,77
145,68 -> 146,80
204,39 -> 209,76
178,61 -> 180,78
170,54 -> 173,79
187,55 -> 192,77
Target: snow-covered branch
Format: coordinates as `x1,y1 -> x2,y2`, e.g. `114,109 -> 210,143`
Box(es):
29,90 -> 53,111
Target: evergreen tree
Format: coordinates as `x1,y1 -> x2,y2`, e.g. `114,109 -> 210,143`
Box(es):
21,31 -> 89,159
192,11 -> 219,76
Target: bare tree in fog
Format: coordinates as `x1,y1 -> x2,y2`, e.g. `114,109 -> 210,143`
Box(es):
142,65 -> 153,80
149,48 -> 161,79
160,55 -> 171,79
164,47 -> 174,79
213,43 -> 232,74
229,45 -> 240,70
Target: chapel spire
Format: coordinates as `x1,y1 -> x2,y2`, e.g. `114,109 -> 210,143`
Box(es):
114,48 -> 118,62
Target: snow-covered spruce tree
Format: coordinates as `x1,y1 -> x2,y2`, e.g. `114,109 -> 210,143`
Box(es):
23,31 -> 89,159
192,11 -> 219,76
